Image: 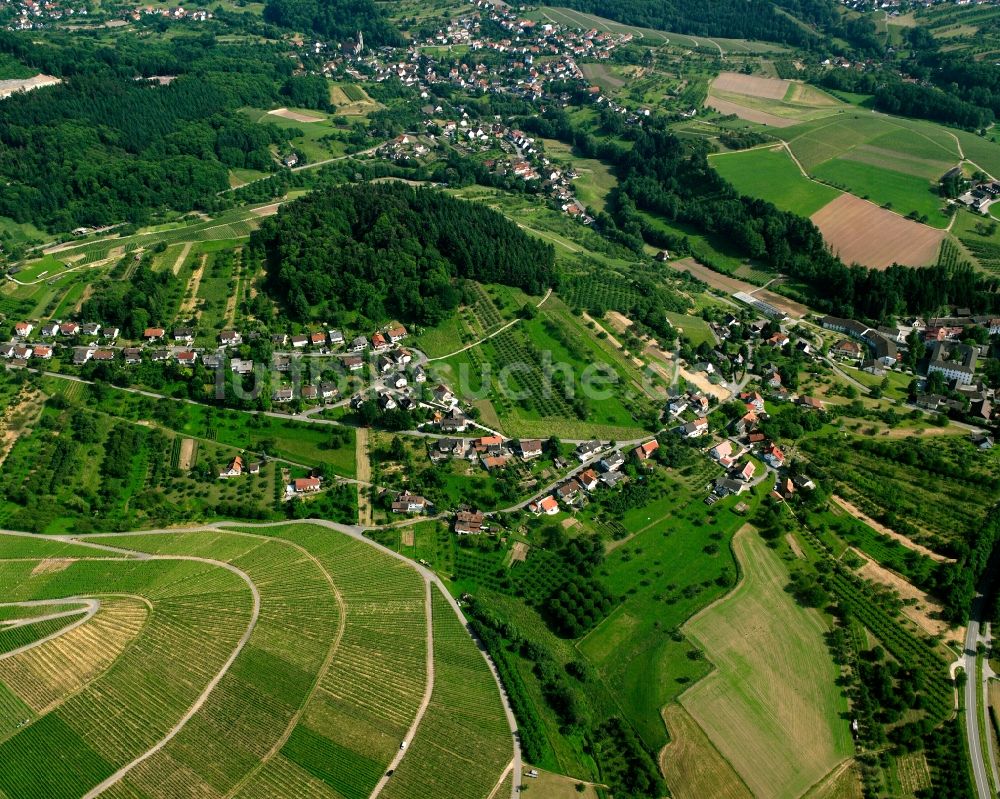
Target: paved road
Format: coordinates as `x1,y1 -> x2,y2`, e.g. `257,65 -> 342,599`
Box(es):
962,589 -> 995,799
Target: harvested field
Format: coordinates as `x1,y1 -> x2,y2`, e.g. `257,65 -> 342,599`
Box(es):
510,541 -> 529,563
179,254 -> 206,317
705,95 -> 796,128
401,529 -> 415,547
830,495 -> 952,563
660,704 -> 752,799
787,533 -> 805,559
177,438 -> 196,471
29,559 -> 74,576
711,72 -> 790,100
605,311 -> 633,334
852,549 -> 950,637
804,761 -> 863,799
267,107 -> 325,123
810,192 -> 945,269
681,528 -> 852,799
520,767 -> 598,799
251,202 -> 282,217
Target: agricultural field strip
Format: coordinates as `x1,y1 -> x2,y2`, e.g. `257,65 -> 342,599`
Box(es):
11,532 -> 264,799
369,577 -> 434,799
0,598 -> 99,660
101,524 -> 440,798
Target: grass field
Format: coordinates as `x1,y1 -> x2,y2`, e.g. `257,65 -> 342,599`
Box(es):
680,529 -> 852,799
243,107 -> 350,164
709,145 -> 840,217
540,137 -> 618,213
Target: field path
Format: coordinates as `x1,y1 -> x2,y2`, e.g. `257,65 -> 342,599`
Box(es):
369,577 -> 435,798
179,253 -> 206,318
171,241 -> 193,277
0,598 -> 99,661
356,427 -> 373,526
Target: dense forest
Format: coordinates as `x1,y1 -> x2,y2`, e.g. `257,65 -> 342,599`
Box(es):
262,0 -> 400,46
251,182 -> 556,325
0,32 -> 296,230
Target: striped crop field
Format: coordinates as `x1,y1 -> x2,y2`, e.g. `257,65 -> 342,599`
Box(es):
0,524 -> 513,799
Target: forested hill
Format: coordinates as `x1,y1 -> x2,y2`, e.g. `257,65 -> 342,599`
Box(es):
252,182 -> 556,325
262,0 -> 400,47
0,34 -> 298,230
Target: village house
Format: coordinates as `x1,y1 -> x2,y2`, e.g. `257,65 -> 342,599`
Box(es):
272,387 -> 294,403
739,391 -> 765,413
528,495 -> 559,515
310,332 -> 327,347
13,322 -> 32,337
598,451 -> 625,472
220,330 -> 242,346
150,349 -> 170,362
517,439 -> 543,459
59,322 -> 79,336
176,350 -> 197,366
343,354 -> 364,371
349,336 -> 368,352
144,327 -> 165,341
454,510 -> 486,534
219,456 -> 244,478
72,347 -> 94,365
556,479 -> 582,505
832,339 -> 863,360
32,345 -> 52,360
762,443 -> 785,468
680,418 -> 708,439
328,330 -> 345,347
633,439 -> 659,461
371,332 -> 389,351
79,323 -> 100,337
433,384 -> 456,405
301,385 -> 318,400
291,335 -> 309,348
578,469 -> 599,491
439,409 -> 469,434
575,440 -> 603,462
737,460 -> 755,482
41,323 -> 59,337
92,349 -> 115,362
293,477 -> 321,493
173,327 -> 194,343
12,345 -> 31,360
387,324 -> 408,343
392,491 -> 429,513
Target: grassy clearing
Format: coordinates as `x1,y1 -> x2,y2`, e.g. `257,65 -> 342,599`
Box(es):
576,468 -> 753,749
709,145 -> 840,217
681,529 -> 852,799
243,107 -> 349,164
664,311 -> 715,347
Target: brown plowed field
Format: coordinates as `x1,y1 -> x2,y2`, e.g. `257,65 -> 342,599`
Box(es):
810,193 -> 945,269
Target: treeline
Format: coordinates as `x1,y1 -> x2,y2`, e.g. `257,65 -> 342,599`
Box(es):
558,0 -> 820,47
251,182 -> 556,326
262,0 -> 400,46
0,31 -> 297,229
816,67 -> 993,131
